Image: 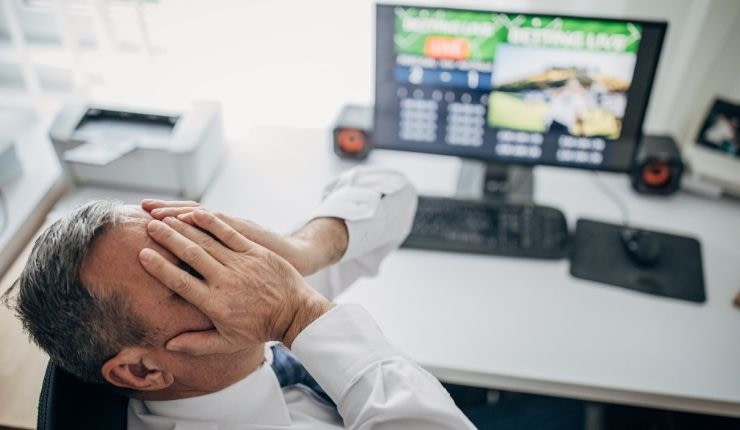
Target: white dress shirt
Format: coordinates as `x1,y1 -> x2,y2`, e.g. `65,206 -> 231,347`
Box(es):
128,166 -> 475,429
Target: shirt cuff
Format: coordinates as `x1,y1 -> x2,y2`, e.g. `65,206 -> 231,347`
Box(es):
291,304 -> 400,401
311,186 -> 381,224
309,167 -> 416,262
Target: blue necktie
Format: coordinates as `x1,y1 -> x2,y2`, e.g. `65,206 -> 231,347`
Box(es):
270,345 -> 336,408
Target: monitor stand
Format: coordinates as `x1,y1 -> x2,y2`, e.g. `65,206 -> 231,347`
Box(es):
455,160 -> 534,204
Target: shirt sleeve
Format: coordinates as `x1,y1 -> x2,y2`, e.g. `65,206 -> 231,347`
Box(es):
291,304 -> 475,430
304,166 -> 418,300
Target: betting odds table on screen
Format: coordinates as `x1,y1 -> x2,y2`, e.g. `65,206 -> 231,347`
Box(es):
373,5 -> 667,172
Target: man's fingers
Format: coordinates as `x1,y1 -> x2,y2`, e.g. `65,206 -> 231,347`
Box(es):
214,213 -> 273,244
165,329 -> 240,355
138,248 -> 210,310
141,199 -> 199,211
178,211 -> 266,243
179,210 -> 308,273
178,211 -> 243,230
150,207 -> 199,220
190,210 -> 256,253
146,220 -> 223,279
161,216 -> 231,263
178,211 -> 270,247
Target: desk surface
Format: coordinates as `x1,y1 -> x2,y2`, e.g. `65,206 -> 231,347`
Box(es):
204,126 -> 740,418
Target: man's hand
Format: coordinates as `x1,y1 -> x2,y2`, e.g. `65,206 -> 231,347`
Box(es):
141,199 -> 348,276
138,210 -> 334,354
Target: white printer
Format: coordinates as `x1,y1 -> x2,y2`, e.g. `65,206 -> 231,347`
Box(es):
49,100 -> 225,200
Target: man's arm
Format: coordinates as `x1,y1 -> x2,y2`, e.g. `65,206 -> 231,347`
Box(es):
143,166 -> 418,299
138,211 -> 472,429
142,199 -> 349,277
305,166 -> 418,299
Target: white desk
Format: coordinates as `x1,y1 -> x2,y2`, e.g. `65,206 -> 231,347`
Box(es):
205,126 -> 740,418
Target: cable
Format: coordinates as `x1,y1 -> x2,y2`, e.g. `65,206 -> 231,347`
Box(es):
591,171 -> 630,226
0,188 -> 8,238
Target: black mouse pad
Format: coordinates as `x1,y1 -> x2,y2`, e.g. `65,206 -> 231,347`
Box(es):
570,219 -> 705,303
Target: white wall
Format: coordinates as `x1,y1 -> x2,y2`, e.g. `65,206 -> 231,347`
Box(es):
622,0 -> 740,146
668,0 -> 740,146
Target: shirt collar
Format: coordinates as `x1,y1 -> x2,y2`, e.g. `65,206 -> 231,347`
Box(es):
140,346 -> 291,425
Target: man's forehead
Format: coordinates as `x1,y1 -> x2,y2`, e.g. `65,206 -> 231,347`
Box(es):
119,205 -> 153,221
106,205 -> 155,246
108,204 -> 174,256
81,204 -> 174,291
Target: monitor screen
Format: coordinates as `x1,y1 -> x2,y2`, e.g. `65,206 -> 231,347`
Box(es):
374,5 -> 667,172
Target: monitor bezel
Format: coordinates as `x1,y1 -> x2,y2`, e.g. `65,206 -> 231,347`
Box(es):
373,3 -> 668,173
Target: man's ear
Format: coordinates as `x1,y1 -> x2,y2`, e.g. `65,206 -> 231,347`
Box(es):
101,347 -> 174,391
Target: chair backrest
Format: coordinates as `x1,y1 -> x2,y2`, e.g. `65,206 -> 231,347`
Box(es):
37,360 -> 129,430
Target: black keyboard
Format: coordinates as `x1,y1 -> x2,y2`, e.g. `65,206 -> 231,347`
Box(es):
402,196 -> 570,259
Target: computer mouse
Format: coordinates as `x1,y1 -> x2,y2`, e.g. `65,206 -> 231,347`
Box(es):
619,227 -> 662,267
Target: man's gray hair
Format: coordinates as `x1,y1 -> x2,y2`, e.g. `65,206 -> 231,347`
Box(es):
1,200 -> 151,384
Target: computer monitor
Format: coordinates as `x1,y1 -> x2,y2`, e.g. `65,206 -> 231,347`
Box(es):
373,4 -> 667,177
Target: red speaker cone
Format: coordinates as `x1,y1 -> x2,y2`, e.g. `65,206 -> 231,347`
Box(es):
337,129 -> 366,154
641,161 -> 671,187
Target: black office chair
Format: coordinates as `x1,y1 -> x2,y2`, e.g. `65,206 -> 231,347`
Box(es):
37,361 -> 128,430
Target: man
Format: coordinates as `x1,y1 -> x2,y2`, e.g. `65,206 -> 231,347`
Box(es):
545,77 -> 590,135
4,166 -> 474,429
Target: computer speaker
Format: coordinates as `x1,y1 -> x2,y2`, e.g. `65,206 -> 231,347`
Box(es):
631,135 -> 683,195
332,104 -> 373,160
